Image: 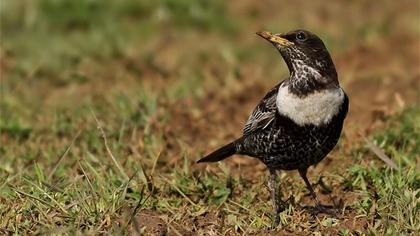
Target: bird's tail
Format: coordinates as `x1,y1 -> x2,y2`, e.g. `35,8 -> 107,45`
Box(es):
196,140 -> 238,163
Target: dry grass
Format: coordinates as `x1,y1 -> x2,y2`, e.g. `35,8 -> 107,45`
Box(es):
1,0 -> 419,235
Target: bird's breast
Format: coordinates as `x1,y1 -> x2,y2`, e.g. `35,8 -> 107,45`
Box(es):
276,85 -> 345,126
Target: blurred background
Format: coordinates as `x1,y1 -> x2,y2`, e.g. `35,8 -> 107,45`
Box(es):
0,0 -> 419,234
2,0 -> 419,157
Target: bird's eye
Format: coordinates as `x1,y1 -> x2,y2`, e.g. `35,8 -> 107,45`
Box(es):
296,32 -> 306,41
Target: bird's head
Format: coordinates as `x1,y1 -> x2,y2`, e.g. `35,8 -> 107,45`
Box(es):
257,29 -> 338,93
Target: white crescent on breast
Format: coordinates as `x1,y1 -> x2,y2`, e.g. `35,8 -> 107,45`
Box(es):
276,84 -> 345,126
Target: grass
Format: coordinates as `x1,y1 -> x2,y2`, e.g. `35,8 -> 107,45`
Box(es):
1,0 -> 419,235
344,107 -> 420,234
1,107 -> 419,234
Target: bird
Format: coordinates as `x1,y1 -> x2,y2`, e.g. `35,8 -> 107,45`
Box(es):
197,29 -> 349,226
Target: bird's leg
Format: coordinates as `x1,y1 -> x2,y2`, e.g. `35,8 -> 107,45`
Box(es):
298,168 -> 336,215
268,169 -> 280,226
298,168 -> 320,205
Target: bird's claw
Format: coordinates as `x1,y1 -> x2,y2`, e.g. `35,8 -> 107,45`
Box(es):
272,214 -> 280,228
305,204 -> 339,217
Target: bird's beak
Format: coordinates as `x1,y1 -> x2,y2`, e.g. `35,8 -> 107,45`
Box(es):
256,31 -> 294,46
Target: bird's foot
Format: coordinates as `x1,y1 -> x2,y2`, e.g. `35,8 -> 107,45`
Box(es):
304,204 -> 339,217
272,214 -> 280,228
271,201 -> 289,228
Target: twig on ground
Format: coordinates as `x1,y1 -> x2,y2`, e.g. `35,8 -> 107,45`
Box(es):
365,138 -> 399,171
48,130 -> 81,180
90,109 -> 129,181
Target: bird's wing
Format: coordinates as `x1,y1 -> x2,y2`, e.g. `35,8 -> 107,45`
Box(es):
243,82 -> 282,136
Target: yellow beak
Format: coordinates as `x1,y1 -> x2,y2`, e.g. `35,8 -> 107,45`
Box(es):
256,31 -> 294,46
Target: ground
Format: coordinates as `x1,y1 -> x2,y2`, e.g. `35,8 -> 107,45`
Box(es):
0,0 -> 419,235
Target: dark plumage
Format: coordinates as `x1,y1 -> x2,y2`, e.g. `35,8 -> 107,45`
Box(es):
197,29 -> 349,226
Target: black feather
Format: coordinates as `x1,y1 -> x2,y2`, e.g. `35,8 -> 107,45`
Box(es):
197,142 -> 236,163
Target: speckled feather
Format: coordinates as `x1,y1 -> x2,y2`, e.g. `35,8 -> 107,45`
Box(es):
237,86 -> 348,170
242,82 -> 282,136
